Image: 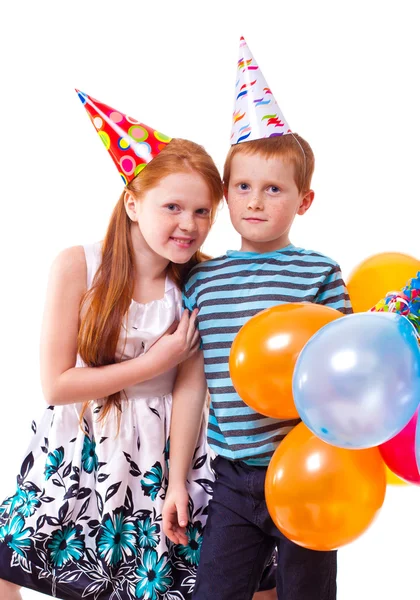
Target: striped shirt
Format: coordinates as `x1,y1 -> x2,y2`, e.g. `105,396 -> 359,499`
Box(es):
183,244 -> 352,466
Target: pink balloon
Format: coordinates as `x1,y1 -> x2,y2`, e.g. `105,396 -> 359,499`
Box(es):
379,409 -> 420,484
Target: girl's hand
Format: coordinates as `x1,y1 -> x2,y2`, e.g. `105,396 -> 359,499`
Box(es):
162,484 -> 190,545
149,309 -> 200,371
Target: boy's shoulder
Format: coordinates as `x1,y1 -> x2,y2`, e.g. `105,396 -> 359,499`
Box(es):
196,247 -> 340,264
184,246 -> 342,291
184,254 -> 231,291
291,246 -> 341,268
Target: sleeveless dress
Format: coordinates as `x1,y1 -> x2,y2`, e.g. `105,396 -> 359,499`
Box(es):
0,242 -> 214,600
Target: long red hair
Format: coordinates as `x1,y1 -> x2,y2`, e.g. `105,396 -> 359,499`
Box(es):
78,138 -> 223,422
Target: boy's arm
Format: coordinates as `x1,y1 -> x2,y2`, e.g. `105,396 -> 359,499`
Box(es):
163,349 -> 208,545
315,264 -> 353,314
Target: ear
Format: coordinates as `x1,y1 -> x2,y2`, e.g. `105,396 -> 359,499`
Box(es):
297,189 -> 315,216
223,184 -> 228,204
124,191 -> 138,221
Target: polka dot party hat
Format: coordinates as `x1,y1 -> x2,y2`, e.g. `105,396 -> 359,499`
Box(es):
76,90 -> 172,185
230,37 -> 291,145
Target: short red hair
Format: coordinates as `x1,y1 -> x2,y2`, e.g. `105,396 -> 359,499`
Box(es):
223,134 -> 315,194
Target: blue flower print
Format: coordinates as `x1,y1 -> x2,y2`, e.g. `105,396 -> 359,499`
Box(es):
0,514 -> 33,557
0,487 -> 40,518
176,521 -> 203,566
81,435 -> 98,473
97,508 -> 137,566
0,489 -> 23,517
135,548 -> 173,600
48,522 -> 85,568
141,462 -> 163,501
137,517 -> 160,549
16,489 -> 41,518
164,438 -> 170,471
44,447 -> 65,480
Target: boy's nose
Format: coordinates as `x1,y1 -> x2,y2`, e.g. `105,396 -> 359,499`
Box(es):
247,196 -> 264,210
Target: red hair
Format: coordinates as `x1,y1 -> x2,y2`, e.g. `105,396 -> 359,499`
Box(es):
223,134 -> 315,194
78,138 -> 223,422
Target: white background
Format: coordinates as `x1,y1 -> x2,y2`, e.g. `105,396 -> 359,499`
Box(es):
1,1 -> 420,598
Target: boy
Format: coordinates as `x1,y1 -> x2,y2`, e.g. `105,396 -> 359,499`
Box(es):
163,38 -> 352,599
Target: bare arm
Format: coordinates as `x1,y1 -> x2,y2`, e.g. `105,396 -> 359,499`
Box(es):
169,350 -> 207,481
163,350 -> 208,544
40,246 -> 199,406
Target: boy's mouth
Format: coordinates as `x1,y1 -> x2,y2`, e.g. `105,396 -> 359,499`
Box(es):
244,217 -> 267,223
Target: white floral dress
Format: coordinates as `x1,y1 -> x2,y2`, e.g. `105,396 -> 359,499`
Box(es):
0,242 -> 213,600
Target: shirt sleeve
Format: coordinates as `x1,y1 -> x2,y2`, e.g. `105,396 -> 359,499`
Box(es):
315,264 -> 353,315
182,271 -> 199,312
182,271 -> 203,348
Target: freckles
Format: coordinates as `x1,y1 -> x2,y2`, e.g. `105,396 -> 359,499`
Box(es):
228,201 -> 241,216
199,223 -> 211,237
273,200 -> 294,215
271,205 -> 287,218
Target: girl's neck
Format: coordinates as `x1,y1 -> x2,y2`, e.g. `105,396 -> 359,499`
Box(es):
130,226 -> 169,283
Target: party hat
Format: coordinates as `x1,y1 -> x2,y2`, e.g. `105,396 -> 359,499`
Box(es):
231,37 -> 291,145
76,90 -> 172,184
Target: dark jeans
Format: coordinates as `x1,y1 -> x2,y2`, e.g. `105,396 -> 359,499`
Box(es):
193,456 -> 337,600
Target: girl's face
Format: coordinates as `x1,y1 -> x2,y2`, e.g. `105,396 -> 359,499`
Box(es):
125,171 -> 213,264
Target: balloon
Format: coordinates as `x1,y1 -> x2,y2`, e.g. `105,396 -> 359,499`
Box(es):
265,423 -> 386,551
385,466 -> 409,486
229,303 -> 342,419
379,409 -> 420,485
347,252 -> 420,313
293,312 -> 420,448
416,413 -> 420,475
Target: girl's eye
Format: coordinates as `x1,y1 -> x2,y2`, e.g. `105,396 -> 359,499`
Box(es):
166,204 -> 179,211
196,208 -> 210,216
239,183 -> 249,191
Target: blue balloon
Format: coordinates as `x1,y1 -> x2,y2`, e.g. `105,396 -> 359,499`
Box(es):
293,312 -> 420,449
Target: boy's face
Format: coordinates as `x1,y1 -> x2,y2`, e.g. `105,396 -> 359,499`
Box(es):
225,151 -> 314,253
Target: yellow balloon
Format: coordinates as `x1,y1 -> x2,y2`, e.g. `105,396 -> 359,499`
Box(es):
347,252 -> 420,313
385,466 -> 408,486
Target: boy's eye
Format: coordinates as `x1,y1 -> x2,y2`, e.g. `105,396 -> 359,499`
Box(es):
268,185 -> 280,193
166,204 -> 179,211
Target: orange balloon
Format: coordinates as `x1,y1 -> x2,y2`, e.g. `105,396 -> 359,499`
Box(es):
347,252 -> 420,313
229,303 -> 342,419
385,465 -> 409,486
265,423 -> 386,550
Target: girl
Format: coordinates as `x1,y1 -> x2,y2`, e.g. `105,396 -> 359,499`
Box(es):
0,92 -> 223,600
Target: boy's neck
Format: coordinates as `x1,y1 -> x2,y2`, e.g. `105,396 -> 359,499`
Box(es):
240,235 -> 292,254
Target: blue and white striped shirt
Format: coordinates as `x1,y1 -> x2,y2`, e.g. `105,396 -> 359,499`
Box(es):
183,244 -> 352,466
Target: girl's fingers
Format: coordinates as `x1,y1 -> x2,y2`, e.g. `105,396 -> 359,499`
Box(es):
190,328 -> 200,349
175,310 -> 190,336
165,320 -> 178,336
187,338 -> 201,358
186,309 -> 199,344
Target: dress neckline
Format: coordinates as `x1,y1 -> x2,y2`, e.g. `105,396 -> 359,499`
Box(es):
131,275 -> 176,307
